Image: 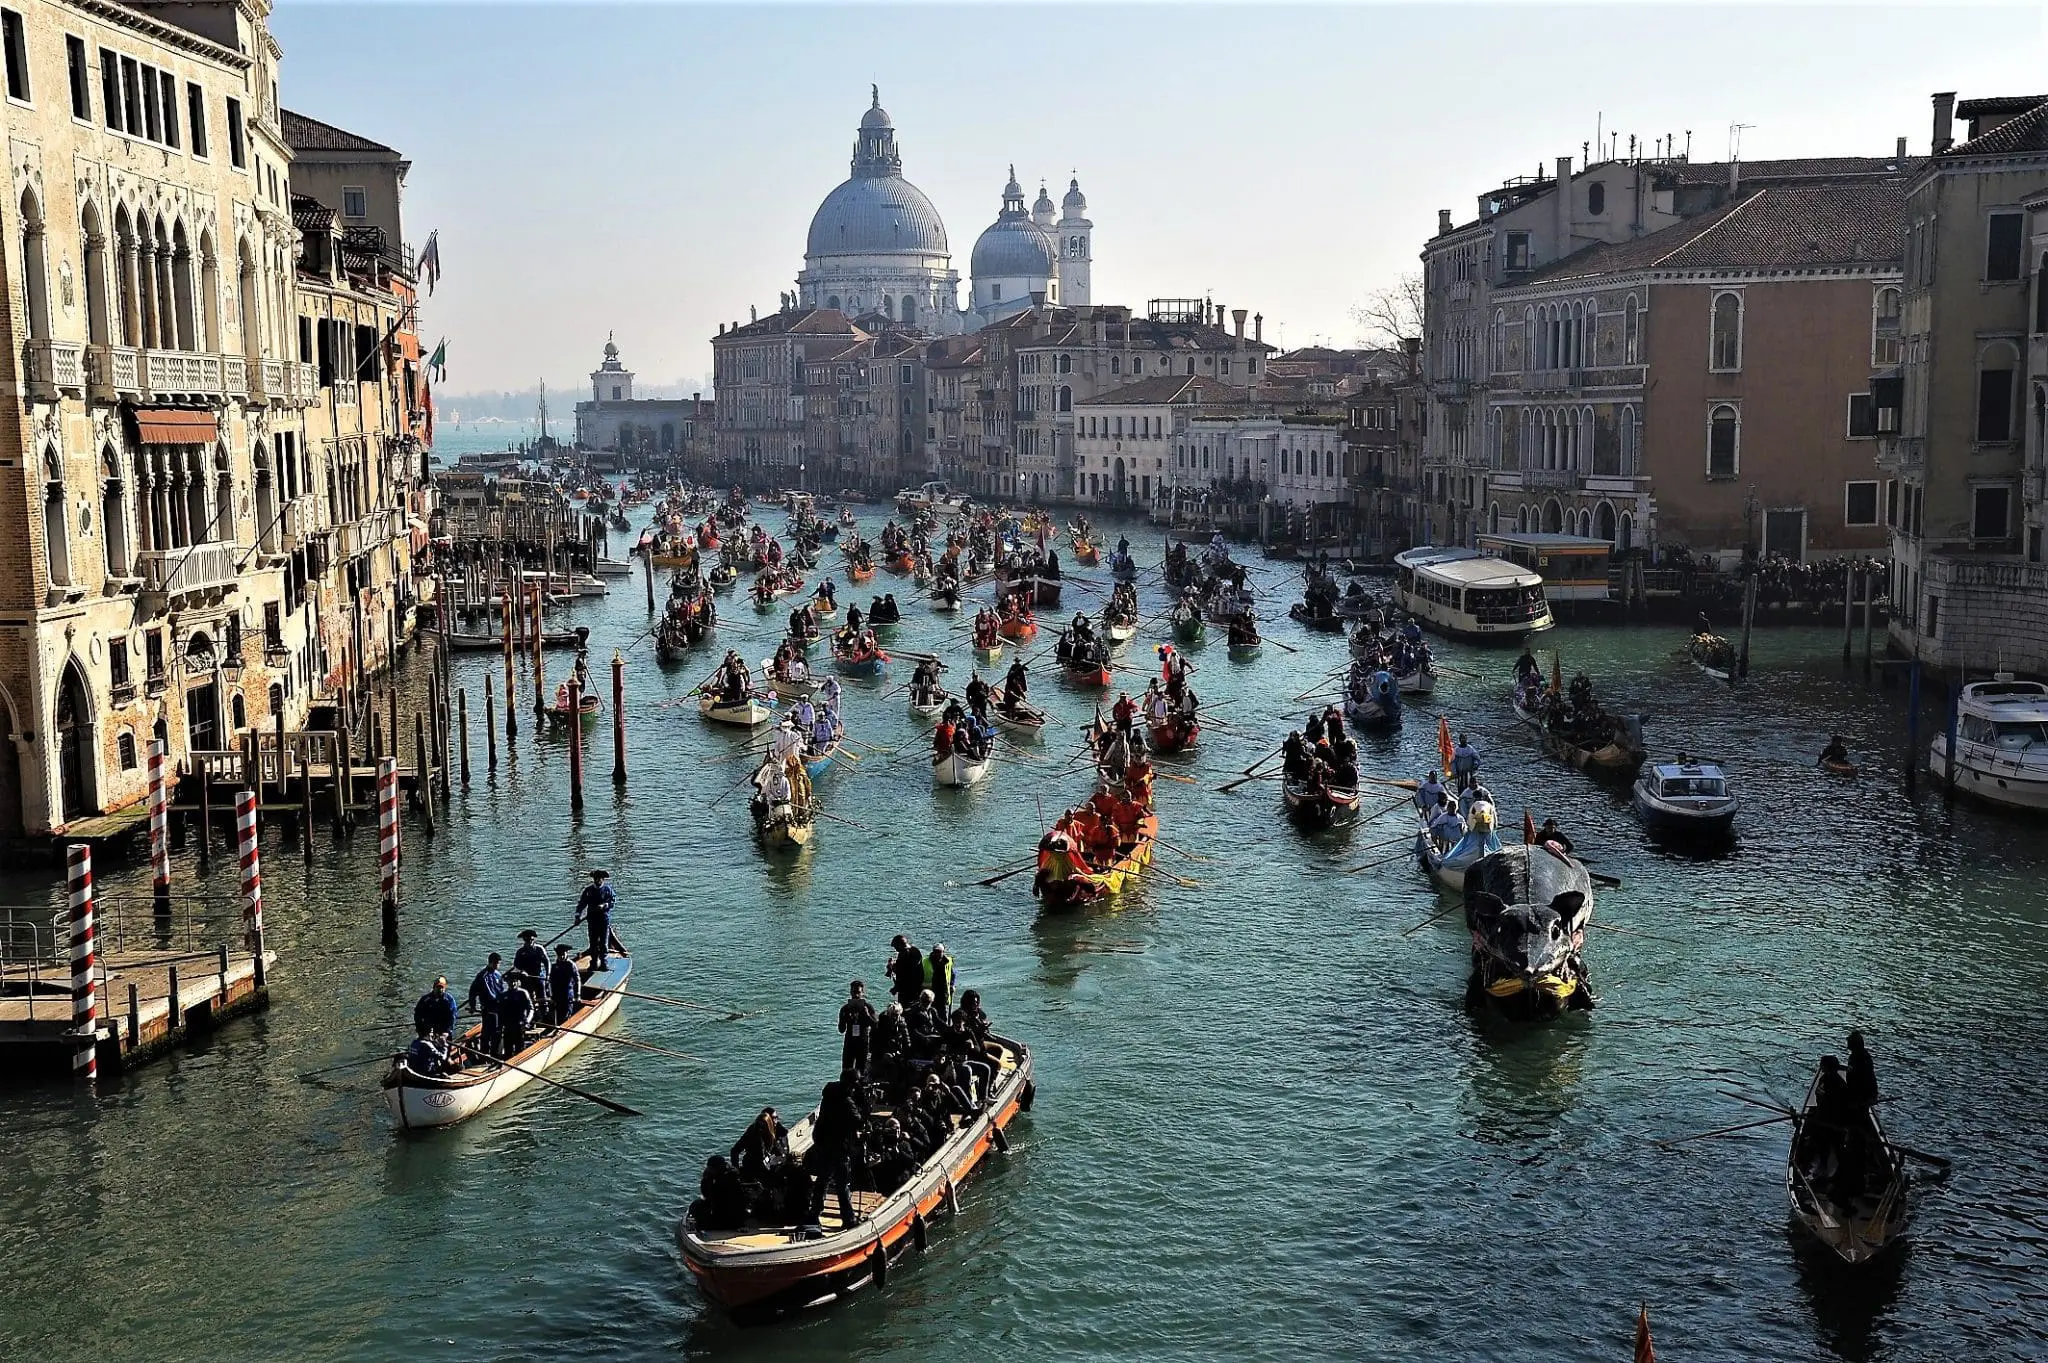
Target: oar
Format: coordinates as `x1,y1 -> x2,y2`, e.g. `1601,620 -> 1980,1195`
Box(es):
553,1025 -> 703,1064
485,1051 -> 643,1116
297,1052 -> 397,1081
977,860 -> 1038,888
1721,1088 -> 1950,1168
608,986 -> 759,1020
1653,1114 -> 1793,1149
1155,770 -> 1199,785
1217,769 -> 1284,794
1359,793 -> 1416,825
814,808 -> 891,837
1588,920 -> 1667,941
1400,899 -> 1465,935
1590,871 -> 1623,890
1359,775 -> 1421,792
1349,847 -> 1423,878
1339,830 -> 1423,868
1239,743 -> 1285,777
1152,836 -> 1210,863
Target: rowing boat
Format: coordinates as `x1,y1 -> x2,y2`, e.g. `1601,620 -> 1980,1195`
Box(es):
1786,1062 -> 1910,1264
1035,811 -> 1158,910
762,660 -> 817,701
1282,777 -> 1358,827
676,1034 -> 1035,1322
1821,758 -> 1861,777
1147,714 -> 1200,754
998,613 -> 1037,642
1414,802 -> 1502,893
932,749 -> 992,787
382,953 -> 630,1129
973,641 -> 1003,665
988,690 -> 1046,740
448,628 -> 584,652
908,688 -> 950,722
831,643 -> 891,679
699,694 -> 776,727
1227,637 -> 1263,663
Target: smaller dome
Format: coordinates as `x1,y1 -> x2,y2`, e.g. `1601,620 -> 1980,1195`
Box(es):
602,332 -> 620,361
1062,177 -> 1088,214
860,84 -> 892,131
972,219 -> 1058,281
1033,183 -> 1055,217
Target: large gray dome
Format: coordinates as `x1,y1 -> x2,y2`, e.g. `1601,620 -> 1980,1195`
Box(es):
972,217 -> 1057,278
807,176 -> 950,257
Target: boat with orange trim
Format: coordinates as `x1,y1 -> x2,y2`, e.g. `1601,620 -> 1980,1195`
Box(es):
1033,804 -> 1158,910
997,608 -> 1036,642
676,1035 -> 1036,1322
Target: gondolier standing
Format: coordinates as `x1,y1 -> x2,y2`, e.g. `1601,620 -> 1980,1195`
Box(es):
574,869 -> 624,969
467,954 -> 507,1057
549,944 -> 581,1025
415,976 -> 458,1041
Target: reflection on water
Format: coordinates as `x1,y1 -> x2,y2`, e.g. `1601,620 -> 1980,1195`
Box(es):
1794,1233 -> 1908,1362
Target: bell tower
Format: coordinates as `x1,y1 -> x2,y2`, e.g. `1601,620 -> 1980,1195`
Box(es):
1058,176 -> 1092,307
591,333 -> 634,403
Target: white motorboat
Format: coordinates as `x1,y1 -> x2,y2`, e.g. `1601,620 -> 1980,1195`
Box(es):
382,954 -> 629,1129
1632,760 -> 1738,835
1928,675 -> 2048,811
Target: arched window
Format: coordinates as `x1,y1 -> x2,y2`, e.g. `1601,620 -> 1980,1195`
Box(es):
1623,294 -> 1640,364
1708,404 -> 1740,478
170,221 -> 195,350
1618,512 -> 1633,552
1588,181 -> 1606,216
101,447 -> 130,578
82,202 -> 111,347
826,295 -> 840,311
1325,450 -> 1336,477
1522,306 -> 1535,371
213,445 -> 233,542
1488,502 -> 1500,534
1710,292 -> 1743,371
199,230 -> 220,351
1516,504 -> 1529,532
236,238 -> 259,359
1619,406 -> 1638,476
901,295 -> 917,324
1057,386 -> 1071,413
42,450 -> 70,589
19,189 -> 50,341
1596,501 -> 1616,544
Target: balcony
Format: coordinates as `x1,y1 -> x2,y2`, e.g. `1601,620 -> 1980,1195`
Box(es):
138,350 -> 227,401
254,359 -> 319,408
137,541 -> 241,603
87,344 -> 141,400
1506,467 -> 1580,490
25,339 -> 87,399
280,494 -> 319,547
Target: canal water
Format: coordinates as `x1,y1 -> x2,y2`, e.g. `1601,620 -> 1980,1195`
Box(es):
3,493 -> 2045,1363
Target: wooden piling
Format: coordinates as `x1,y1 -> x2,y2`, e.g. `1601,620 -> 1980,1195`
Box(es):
416,712 -> 436,833
644,546 -> 656,613
458,688 -> 472,787
484,672 -> 498,769
1842,568 -> 1855,663
166,964 -> 181,1030
198,772 -> 212,865
300,740 -> 314,858
378,757 -> 400,945
611,651 -> 626,784
1862,568 -> 1876,671
568,675 -> 585,814
1737,571 -> 1757,680
333,729 -> 352,834
126,982 -> 139,1048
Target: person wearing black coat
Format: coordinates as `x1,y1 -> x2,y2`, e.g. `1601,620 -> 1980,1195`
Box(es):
838,981 -> 877,1075
548,945 -> 582,1025
806,1079 -> 863,1228
887,935 -> 925,1008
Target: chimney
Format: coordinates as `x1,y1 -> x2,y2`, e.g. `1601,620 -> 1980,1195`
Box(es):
750,304 -> 757,323
1232,308 -> 1247,341
1932,92 -> 1956,153
1253,313 -> 1264,345
1729,156 -> 1739,196
1437,208 -> 1452,235
1895,135 -> 1907,163
693,391 -> 700,403
717,322 -> 725,336
1555,156 -> 1573,256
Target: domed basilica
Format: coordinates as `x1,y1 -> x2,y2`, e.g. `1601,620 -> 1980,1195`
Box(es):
794,88 -> 1092,334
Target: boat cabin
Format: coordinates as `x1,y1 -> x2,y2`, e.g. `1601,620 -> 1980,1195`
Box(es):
1647,763 -> 1728,800
1475,532 -> 1613,603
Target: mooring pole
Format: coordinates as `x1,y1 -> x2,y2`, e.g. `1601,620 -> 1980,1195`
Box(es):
458,687 -> 472,787
611,651 -> 627,785
484,672 -> 498,770
379,757 -> 400,945
235,789 -> 266,987
568,675 -> 585,814
67,843 -> 97,1084
149,739 -> 171,917
1862,567 -> 1876,673
1842,567 -> 1855,664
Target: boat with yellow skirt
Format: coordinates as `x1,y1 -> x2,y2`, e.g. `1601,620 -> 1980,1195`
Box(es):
1033,807 -> 1158,911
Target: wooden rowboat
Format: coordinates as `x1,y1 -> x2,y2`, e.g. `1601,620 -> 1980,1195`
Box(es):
382,953 -> 630,1129
1227,638 -> 1263,662
831,645 -> 891,679
1821,758 -> 1861,777
762,661 -> 816,701
448,628 -> 584,652
989,690 -> 1047,740
932,749 -> 992,787
848,562 -> 875,583
973,642 -> 1004,665
1786,1062 -> 1910,1264
548,688 -> 603,726
997,614 -> 1037,642
1036,812 -> 1158,910
1282,777 -> 1359,827
1147,715 -> 1200,754
676,1035 -> 1035,1322
699,694 -> 776,728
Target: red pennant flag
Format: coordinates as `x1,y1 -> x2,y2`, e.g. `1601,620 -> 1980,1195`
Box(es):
1634,1305 -> 1656,1363
1523,808 -> 1537,845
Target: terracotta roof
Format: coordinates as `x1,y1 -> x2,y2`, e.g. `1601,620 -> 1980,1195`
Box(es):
718,308 -> 864,341
1947,98 -> 2048,156
1668,156 -> 1906,186
1078,375 -> 1244,407
281,109 -> 400,157
1514,178 -> 1905,284
290,194 -> 334,233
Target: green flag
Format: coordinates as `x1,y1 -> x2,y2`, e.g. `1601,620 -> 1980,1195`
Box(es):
426,339 -> 447,381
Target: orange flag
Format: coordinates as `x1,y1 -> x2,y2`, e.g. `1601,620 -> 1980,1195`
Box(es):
1437,715 -> 1454,773
1523,808 -> 1538,844
1634,1305 -> 1656,1363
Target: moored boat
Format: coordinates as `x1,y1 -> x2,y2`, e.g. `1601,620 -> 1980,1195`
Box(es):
1927,676 -> 2048,811
382,953 -> 630,1129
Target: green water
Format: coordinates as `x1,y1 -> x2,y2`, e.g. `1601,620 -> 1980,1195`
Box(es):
2,501 -> 2043,1362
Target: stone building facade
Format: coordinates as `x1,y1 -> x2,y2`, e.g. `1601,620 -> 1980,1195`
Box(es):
0,0 -> 428,839
573,336 -> 713,470
1879,91 -> 2048,671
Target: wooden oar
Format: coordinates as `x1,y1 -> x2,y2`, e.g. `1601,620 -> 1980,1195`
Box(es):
1151,836 -> 1210,863
977,860 -> 1038,888
552,1025 -> 703,1064
814,808 -> 891,837
608,986 -> 759,1020
297,1052 -> 398,1081
1358,775 -> 1421,791
485,1051 -> 643,1116
1339,830 -> 1422,868
1588,920 -> 1666,941
1239,743 -> 1285,777
1155,770 -> 1198,785
1400,899 -> 1465,935
1721,1088 -> 1950,1168
1359,794 -> 1416,825
1590,871 -> 1623,890
1349,846 -> 1423,878
1217,769 -> 1284,794
1652,1114 -> 1793,1149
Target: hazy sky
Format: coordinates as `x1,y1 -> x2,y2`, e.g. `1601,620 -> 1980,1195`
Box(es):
272,3 -> 2047,397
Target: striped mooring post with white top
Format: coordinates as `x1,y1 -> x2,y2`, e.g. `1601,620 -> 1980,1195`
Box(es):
67,843 -> 97,1082
235,790 -> 266,987
378,757 -> 400,945
149,739 -> 171,914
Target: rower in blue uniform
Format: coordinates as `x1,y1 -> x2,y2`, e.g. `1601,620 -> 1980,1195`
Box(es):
414,975 -> 458,1040
466,953 -> 507,1057
573,869 -> 623,969
512,928 -> 548,980
549,943 -> 582,1025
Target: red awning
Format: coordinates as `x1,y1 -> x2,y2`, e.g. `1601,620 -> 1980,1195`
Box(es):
135,409 -> 218,445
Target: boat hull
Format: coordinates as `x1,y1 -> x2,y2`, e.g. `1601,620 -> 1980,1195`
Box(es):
700,695 -> 776,727
932,751 -> 992,787
1927,737 -> 2048,810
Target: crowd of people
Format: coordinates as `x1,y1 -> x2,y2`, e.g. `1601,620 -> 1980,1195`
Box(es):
1281,707 -> 1362,792
690,941 -> 1007,1233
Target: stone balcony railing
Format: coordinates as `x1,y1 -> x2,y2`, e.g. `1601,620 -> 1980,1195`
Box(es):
25,339 -> 87,398
1497,467 -> 1581,490
253,358 -> 320,408
280,494 -> 319,547
137,541 -> 241,600
83,346 -> 261,405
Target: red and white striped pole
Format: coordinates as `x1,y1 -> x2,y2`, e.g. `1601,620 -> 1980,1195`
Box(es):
66,843 -> 97,1083
148,739 -> 171,916
235,790 -> 266,986
378,757 -> 400,945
